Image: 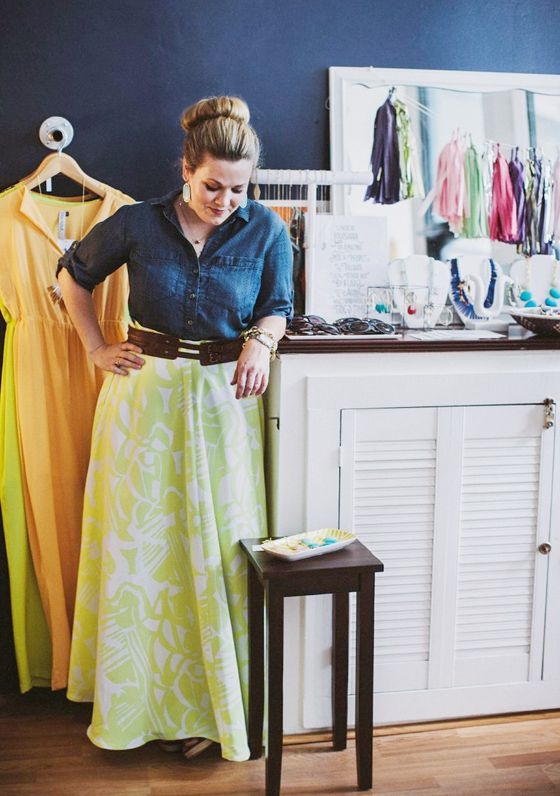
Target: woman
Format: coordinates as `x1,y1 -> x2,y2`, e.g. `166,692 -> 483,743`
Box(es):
58,96 -> 293,761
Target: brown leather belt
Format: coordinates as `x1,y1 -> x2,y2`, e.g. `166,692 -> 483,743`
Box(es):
126,326 -> 243,366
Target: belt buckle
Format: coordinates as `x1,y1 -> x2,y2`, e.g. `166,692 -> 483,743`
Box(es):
199,339 -> 242,366
200,341 -> 221,365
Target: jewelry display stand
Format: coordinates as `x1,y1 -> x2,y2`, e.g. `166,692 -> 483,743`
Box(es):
388,255 -> 450,329
509,255 -> 560,310
448,256 -> 512,330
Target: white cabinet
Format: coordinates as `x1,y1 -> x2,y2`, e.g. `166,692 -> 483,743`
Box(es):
266,347 -> 560,732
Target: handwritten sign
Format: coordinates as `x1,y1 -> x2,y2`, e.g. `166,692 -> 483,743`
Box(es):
307,215 -> 388,319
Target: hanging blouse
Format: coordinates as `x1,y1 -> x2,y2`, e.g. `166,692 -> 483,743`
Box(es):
394,98 -> 424,201
364,98 -> 401,204
523,150 -> 553,255
524,153 -> 537,255
489,145 -> 518,244
481,141 -> 495,220
535,152 -> 553,254
462,142 -> 489,239
0,182 -> 134,690
508,147 -> 526,247
551,155 -> 560,243
432,133 -> 466,235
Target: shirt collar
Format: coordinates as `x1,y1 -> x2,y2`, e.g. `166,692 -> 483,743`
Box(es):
150,189 -> 251,225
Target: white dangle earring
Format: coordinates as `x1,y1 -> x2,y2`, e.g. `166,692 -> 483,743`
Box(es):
182,182 -> 191,203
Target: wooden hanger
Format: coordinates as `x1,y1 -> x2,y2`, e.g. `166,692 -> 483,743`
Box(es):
21,152 -> 107,197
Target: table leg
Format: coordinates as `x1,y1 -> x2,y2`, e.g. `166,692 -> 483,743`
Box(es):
355,574 -> 374,791
266,585 -> 284,796
332,591 -> 349,750
247,564 -> 264,759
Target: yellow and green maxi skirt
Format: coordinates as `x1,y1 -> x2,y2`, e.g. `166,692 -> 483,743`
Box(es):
67,352 -> 267,761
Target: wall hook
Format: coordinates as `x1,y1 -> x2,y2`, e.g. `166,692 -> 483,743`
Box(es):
39,116 -> 74,151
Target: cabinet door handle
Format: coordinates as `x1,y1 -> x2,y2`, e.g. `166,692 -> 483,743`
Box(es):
543,398 -> 555,429
538,542 -> 552,555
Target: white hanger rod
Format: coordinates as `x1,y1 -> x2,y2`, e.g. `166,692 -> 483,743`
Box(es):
39,116 -> 74,152
252,168 -> 370,186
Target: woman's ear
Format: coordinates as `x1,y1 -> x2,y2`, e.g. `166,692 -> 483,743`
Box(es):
182,160 -> 192,183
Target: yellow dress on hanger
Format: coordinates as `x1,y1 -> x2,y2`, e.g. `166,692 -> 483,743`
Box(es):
0,182 -> 134,690
1,286 -> 51,691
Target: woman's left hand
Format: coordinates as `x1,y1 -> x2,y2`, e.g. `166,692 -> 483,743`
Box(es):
231,339 -> 271,399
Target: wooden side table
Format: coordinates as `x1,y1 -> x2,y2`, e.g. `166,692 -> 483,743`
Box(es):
239,538 -> 384,796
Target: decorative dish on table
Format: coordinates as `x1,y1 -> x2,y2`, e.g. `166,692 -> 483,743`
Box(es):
261,528 -> 356,561
505,307 -> 560,337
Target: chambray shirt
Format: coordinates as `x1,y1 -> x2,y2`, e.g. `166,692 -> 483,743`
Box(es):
58,190 -> 294,340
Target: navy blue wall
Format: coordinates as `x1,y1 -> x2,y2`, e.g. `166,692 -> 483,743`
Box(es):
0,0 -> 559,693
2,0 -> 560,200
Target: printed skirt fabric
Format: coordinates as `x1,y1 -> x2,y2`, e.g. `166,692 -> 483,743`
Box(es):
67,354 -> 267,761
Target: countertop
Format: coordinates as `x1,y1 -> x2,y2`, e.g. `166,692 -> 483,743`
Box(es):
278,327 -> 560,355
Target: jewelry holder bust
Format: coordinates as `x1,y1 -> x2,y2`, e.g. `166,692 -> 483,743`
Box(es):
448,256 -> 512,330
388,255 -> 450,329
509,255 -> 560,310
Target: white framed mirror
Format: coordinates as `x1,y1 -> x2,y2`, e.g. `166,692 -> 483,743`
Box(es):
329,66 -> 560,264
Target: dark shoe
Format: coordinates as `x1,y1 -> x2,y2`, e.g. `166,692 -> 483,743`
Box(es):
158,740 -> 183,753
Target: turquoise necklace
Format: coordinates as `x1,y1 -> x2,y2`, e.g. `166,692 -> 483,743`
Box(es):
518,259 -> 560,308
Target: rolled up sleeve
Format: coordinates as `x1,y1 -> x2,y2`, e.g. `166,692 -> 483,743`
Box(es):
253,223 -> 294,320
56,205 -> 130,292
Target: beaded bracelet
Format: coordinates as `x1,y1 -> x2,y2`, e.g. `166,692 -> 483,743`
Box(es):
240,326 -> 278,359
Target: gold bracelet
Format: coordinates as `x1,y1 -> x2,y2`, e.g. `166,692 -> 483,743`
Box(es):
240,326 -> 278,359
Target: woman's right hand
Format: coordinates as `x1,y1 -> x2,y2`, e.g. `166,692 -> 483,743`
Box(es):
91,341 -> 145,375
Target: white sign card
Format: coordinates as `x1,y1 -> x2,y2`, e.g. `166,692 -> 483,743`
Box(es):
306,214 -> 388,319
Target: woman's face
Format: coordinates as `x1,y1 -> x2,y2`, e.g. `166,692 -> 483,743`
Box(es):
183,156 -> 253,227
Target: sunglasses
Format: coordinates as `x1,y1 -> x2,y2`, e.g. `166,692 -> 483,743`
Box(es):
288,315 -> 394,336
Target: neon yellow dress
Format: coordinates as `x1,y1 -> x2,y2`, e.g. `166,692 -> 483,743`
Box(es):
0,183 -> 133,690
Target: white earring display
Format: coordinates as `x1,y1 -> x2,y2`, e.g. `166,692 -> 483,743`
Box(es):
182,182 -> 191,203
388,255 -> 450,329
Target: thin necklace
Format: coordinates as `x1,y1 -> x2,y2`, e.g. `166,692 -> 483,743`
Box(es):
178,199 -> 209,246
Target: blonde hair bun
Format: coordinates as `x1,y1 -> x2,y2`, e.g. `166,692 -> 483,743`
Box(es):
180,95 -> 260,169
181,96 -> 250,132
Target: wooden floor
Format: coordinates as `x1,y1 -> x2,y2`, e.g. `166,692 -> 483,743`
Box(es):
1,691 -> 560,795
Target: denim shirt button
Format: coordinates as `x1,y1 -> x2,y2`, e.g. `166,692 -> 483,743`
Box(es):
187,319 -> 193,325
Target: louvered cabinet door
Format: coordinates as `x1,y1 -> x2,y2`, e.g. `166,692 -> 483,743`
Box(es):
339,401 -> 554,696
452,403 -> 553,688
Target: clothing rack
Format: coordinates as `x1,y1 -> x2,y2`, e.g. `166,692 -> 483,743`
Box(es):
251,169 -> 371,316
252,168 -> 371,235
252,168 -> 370,186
